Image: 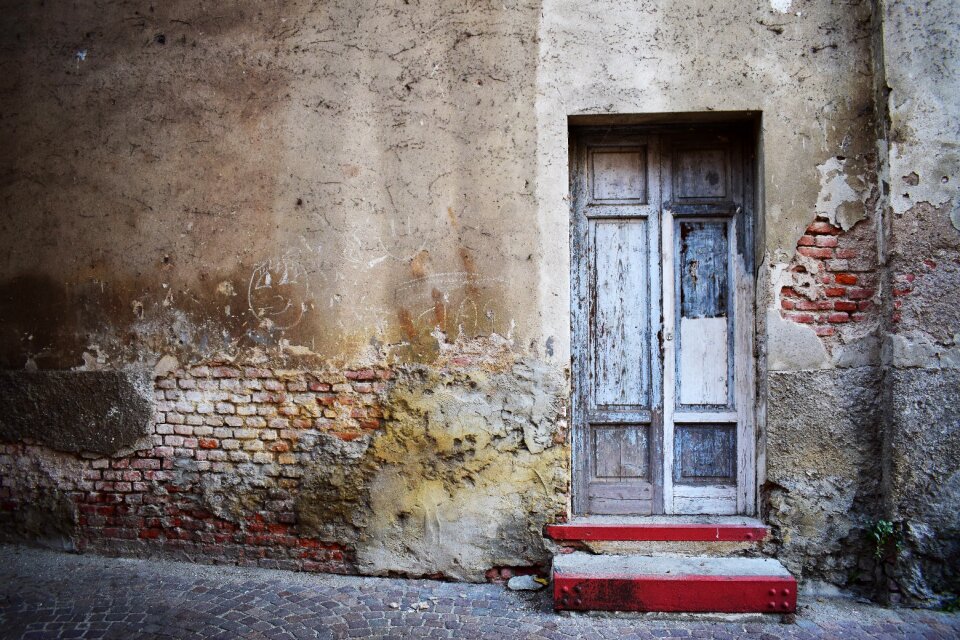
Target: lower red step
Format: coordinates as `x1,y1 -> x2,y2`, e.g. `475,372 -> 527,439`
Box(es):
553,554 -> 796,614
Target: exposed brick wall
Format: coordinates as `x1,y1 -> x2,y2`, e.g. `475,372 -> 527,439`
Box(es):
0,366 -> 394,572
779,215 -> 879,339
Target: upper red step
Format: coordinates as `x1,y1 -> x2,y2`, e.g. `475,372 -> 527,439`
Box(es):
546,519 -> 768,543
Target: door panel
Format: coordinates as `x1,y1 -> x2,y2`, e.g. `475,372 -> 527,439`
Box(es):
591,219 -> 650,410
676,219 -> 732,407
679,221 -> 729,320
591,150 -> 648,202
673,147 -> 730,202
594,426 -> 650,478
673,424 -> 737,483
571,127 -> 753,517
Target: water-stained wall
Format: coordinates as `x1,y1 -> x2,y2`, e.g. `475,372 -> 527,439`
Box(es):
0,0 -> 564,582
1,0 -> 548,368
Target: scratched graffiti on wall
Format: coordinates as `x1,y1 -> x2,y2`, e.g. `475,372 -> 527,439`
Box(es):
247,254 -> 313,330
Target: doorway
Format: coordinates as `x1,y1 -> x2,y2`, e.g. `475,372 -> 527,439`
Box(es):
570,123 -> 756,516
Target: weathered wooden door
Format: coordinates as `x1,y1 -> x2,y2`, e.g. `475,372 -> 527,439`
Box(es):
571,126 -> 755,516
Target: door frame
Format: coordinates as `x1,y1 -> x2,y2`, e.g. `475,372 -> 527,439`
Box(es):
569,121 -> 758,517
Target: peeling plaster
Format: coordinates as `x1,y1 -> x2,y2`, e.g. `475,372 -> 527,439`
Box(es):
769,0 -> 793,14
766,310 -> 830,371
884,331 -> 960,370
815,157 -> 868,231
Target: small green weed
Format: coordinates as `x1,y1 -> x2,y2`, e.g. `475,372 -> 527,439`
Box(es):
868,519 -> 897,559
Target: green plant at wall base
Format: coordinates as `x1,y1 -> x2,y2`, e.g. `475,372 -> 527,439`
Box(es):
868,519 -> 896,559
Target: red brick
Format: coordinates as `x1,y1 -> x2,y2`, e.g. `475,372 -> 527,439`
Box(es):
786,313 -> 815,324
344,369 -> 377,381
798,247 -> 833,259
858,300 -> 874,311
198,438 -> 218,449
813,326 -> 836,337
780,299 -> 795,310
824,287 -> 846,297
797,235 -> 816,246
835,248 -> 858,259
795,300 -> 821,311
815,236 -> 839,248
834,273 -> 858,285
211,367 -> 242,378
834,300 -> 858,312
806,221 -> 841,235
851,313 -> 868,322
848,288 -> 875,300
893,287 -> 913,296
780,287 -> 800,298
827,312 -> 850,323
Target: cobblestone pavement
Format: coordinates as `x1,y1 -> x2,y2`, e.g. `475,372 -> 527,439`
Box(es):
1,546 -> 958,639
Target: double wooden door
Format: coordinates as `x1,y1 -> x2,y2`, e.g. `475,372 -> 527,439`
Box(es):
571,126 -> 756,516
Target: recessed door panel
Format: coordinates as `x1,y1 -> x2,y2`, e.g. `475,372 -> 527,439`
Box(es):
674,424 -> 736,484
591,219 -> 650,410
594,425 -> 650,479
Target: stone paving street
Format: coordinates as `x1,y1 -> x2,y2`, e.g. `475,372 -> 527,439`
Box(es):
1,545 -> 958,639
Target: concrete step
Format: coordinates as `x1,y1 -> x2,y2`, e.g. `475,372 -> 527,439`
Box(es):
552,552 -> 796,614
546,516 -> 769,556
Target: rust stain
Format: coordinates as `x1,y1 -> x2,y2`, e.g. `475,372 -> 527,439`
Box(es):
431,288 -> 446,327
459,247 -> 480,299
397,307 -> 417,342
446,206 -> 459,229
410,250 -> 431,279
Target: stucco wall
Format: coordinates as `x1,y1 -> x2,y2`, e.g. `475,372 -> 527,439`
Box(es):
0,0 -> 549,368
0,0 -> 566,582
0,0 -> 956,600
877,0 -> 960,605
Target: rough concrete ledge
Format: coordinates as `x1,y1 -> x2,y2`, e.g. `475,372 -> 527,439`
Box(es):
0,370 -> 153,454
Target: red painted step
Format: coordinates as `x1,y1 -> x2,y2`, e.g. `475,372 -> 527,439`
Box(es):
552,553 -> 796,614
546,518 -> 768,543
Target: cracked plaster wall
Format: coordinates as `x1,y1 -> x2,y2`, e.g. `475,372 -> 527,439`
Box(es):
0,0 -> 955,596
0,0 -> 564,581
876,0 -> 960,605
